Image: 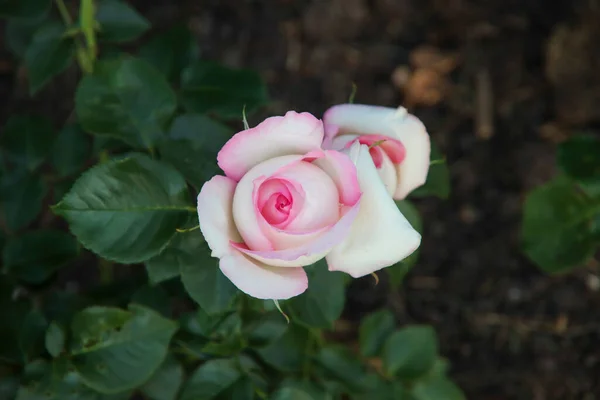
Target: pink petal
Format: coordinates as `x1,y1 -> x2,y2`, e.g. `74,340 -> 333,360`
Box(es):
233,155 -> 304,251
218,111 -> 324,181
220,249 -> 308,300
197,176 -> 242,258
267,158 -> 340,232
231,201 -> 360,268
311,149 -> 361,207
326,142 -> 421,277
323,104 -> 431,199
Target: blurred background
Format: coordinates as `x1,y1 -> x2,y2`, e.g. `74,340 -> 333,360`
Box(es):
2,0 -> 600,398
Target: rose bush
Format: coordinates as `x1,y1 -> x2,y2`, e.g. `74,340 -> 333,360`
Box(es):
323,103 -> 431,199
197,111 -> 422,300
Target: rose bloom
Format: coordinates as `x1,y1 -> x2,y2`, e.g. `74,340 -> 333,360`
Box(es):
197,111 -> 421,300
323,104 -> 431,200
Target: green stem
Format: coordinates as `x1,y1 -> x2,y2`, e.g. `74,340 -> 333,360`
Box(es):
54,0 -> 94,74
55,0 -> 73,25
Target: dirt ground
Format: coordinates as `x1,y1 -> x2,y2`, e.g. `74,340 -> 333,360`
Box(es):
3,0 -> 600,398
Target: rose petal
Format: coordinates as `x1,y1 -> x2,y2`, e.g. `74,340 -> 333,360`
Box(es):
218,111 -> 324,181
323,104 -> 430,199
326,142 -> 421,277
270,158 -> 340,231
311,149 -> 361,206
220,249 -> 308,300
232,200 -> 360,267
233,155 -> 303,251
197,176 -> 242,258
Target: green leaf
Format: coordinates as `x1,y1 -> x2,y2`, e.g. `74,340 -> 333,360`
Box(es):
350,375 -> 410,400
0,376 -> 19,400
45,322 -> 66,358
75,57 -> 177,148
3,230 -> 79,284
0,0 -> 50,19
139,25 -> 200,81
288,260 -> 345,328
558,135 -> 600,183
0,170 -> 47,231
42,291 -> 88,326
145,235 -> 186,285
158,114 -> 233,188
0,297 -> 48,365
179,233 -> 238,314
409,143 -> 450,199
181,61 -> 269,119
69,304 -> 178,394
51,124 -> 91,177
1,115 -> 54,170
244,311 -> 288,348
412,376 -> 466,400
141,355 -> 184,400
270,380 -> 329,400
387,200 -> 423,286
521,177 -> 600,273
6,15 -> 46,58
256,323 -> 310,371
16,359 -> 131,400
53,154 -> 191,263
179,358 -> 241,400
96,0 -> 150,43
316,345 -> 371,393
383,325 -> 438,379
216,378 -> 254,400
24,21 -> 75,95
131,284 -> 171,317
359,309 -> 396,357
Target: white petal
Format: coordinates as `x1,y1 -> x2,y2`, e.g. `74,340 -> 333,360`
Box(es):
324,104 -> 431,199
326,143 -> 422,277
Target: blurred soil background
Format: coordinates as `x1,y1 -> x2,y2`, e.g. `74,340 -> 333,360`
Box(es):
2,0 -> 600,398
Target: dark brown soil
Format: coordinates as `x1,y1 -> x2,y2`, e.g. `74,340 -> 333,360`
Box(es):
4,1 -> 600,399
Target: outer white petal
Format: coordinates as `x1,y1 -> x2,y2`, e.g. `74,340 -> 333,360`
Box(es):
323,104 -> 431,199
325,142 -> 422,277
197,176 -> 242,258
220,250 -> 308,300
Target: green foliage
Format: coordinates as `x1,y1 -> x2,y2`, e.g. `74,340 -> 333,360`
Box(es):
95,0 -> 150,43
359,310 -> 396,357
51,124 -> 91,177
25,21 -> 75,94
181,61 -> 269,118
288,260 -> 346,328
179,236 -> 239,314
158,114 -> 233,188
383,325 -> 438,379
70,304 -> 178,393
0,0 -> 50,19
45,322 -> 66,358
0,3 -> 463,399
1,115 -> 54,170
75,57 -> 177,148
0,171 -> 47,230
179,358 -> 241,400
410,142 -> 450,199
521,135 -> 600,273
3,230 -> 79,284
138,25 -> 200,81
53,154 -> 192,263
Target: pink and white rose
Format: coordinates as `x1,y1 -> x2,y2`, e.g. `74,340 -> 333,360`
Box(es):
197,111 -> 421,300
323,104 -> 431,200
